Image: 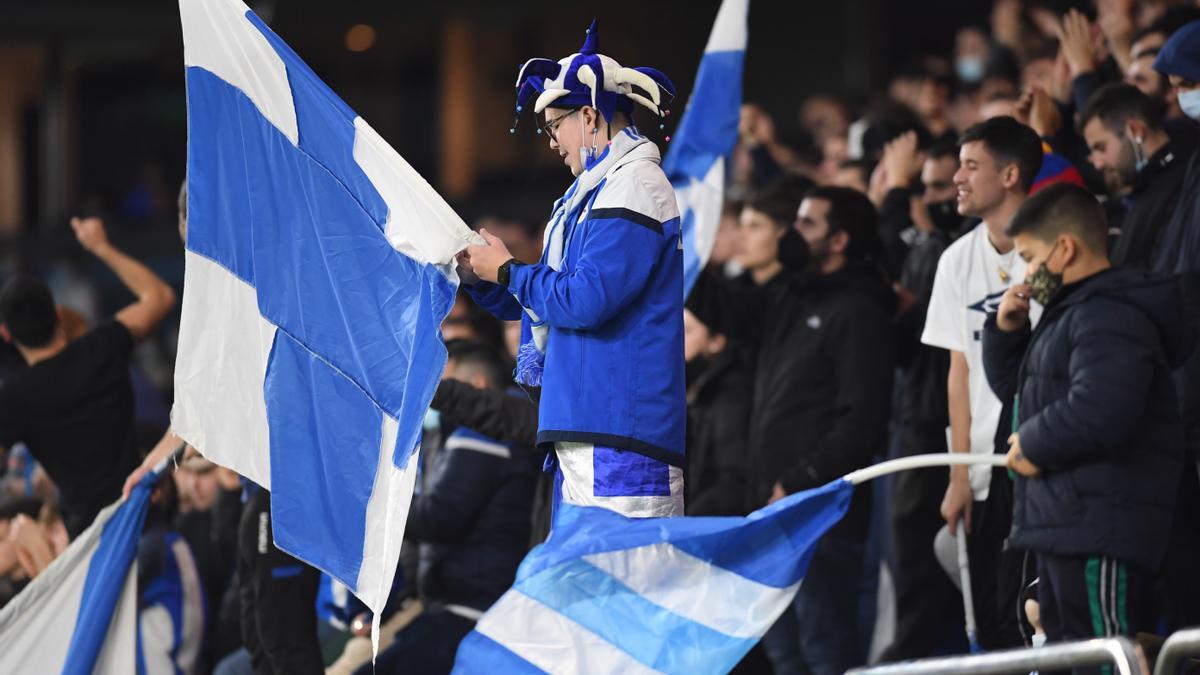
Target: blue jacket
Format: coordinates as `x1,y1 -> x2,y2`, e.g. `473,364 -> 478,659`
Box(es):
982,268 -> 1195,571
467,148 -> 686,465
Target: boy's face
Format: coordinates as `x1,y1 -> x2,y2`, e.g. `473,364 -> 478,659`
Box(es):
1013,231 -> 1062,281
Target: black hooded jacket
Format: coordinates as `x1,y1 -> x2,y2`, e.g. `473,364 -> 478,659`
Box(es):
688,260 -> 896,537
982,267 -> 1195,571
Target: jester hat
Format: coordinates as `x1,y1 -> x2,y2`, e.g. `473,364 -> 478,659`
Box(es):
512,20 -> 676,131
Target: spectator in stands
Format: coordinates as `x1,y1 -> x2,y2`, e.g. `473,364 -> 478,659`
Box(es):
683,308 -> 749,517
690,185 -> 894,675
1079,83 -> 1189,268
365,341 -> 540,675
139,473 -> 206,675
984,183 -> 1193,650
1150,20 -> 1200,632
923,116 -> 1044,650
880,140 -> 967,661
0,217 -> 176,539
173,452 -> 243,671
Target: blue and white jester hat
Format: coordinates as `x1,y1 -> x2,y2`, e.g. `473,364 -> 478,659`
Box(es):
512,20 -> 676,132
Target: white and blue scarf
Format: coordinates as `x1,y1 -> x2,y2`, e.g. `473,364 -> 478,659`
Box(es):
515,128 -> 658,386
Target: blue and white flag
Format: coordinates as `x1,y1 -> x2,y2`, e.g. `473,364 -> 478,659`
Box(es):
453,478 -> 854,674
172,0 -> 478,628
663,0 -> 748,294
0,477 -> 153,674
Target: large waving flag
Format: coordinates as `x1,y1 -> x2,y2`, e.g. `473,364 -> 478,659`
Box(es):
453,479 -> 852,674
453,454 -> 1005,674
173,0 -> 478,628
0,475 -> 154,674
663,0 -> 748,294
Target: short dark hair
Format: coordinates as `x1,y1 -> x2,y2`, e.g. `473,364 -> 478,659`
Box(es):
959,116 -> 1044,193
446,339 -> 511,390
1078,83 -> 1163,135
0,275 -> 57,348
743,176 -> 811,229
927,139 -> 961,163
804,185 -> 882,261
1007,182 -> 1108,254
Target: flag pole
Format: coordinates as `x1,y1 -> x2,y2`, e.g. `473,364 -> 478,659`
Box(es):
843,453 -> 1006,486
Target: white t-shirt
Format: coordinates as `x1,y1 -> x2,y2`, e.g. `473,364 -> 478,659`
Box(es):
922,222 -> 1042,500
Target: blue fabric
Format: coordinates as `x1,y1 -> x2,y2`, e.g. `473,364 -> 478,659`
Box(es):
454,631 -> 547,674
500,183 -> 686,464
516,557 -> 756,672
62,473 -> 155,675
184,10 -> 456,594
454,478 -> 855,673
524,478 -> 852,590
592,446 -> 670,497
271,565 -> 305,580
663,45 -> 744,294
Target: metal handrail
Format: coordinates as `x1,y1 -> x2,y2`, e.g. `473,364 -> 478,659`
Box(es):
1154,626 -> 1200,675
848,637 -> 1144,675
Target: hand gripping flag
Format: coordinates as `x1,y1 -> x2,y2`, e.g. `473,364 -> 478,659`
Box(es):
0,470 -> 158,674
172,0 -> 479,639
453,454 -> 1006,674
662,0 -> 748,295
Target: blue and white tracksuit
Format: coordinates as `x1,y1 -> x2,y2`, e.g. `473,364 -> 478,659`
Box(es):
467,129 -> 686,517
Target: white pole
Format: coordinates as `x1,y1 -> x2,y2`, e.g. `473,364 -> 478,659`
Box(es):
843,453 -> 1006,486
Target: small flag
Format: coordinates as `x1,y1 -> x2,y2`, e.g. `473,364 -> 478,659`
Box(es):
663,0 -> 749,294
453,478 -> 853,674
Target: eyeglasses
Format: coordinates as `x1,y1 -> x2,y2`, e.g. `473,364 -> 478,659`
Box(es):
540,109 -> 580,140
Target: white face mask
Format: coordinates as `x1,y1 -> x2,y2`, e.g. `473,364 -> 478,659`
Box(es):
956,56 -> 985,83
1179,88 -> 1200,121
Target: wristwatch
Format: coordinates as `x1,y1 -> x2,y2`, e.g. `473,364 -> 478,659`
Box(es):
497,258 -> 521,287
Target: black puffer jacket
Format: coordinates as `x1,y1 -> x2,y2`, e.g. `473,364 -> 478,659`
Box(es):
689,261 -> 896,537
982,268 -> 1195,571
406,427 -> 541,611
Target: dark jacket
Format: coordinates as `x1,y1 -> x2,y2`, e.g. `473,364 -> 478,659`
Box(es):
432,379 -> 539,448
689,261 -> 896,537
896,229 -> 953,442
685,347 -> 752,516
1112,141 -> 1192,269
982,268 -> 1194,571
406,427 -> 540,611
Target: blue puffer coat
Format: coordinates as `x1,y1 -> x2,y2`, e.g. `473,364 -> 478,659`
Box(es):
983,267 -> 1195,571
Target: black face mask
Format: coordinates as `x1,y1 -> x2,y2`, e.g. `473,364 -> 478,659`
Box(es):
1028,241 -> 1063,306
928,199 -> 964,234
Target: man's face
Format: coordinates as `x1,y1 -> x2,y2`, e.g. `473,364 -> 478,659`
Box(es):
795,197 -> 834,268
921,156 -> 959,204
544,108 -> 586,177
1082,117 -> 1136,193
735,207 -> 784,271
954,141 -> 1010,218
185,470 -> 219,512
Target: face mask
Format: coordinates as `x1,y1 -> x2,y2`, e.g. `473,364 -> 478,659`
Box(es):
1179,89 -> 1200,122
1028,242 -> 1063,306
956,56 -> 985,84
422,407 -> 441,432
1127,134 -> 1148,173
929,199 -> 964,233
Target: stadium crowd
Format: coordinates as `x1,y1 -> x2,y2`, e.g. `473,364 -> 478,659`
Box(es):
5,1 -> 1200,673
